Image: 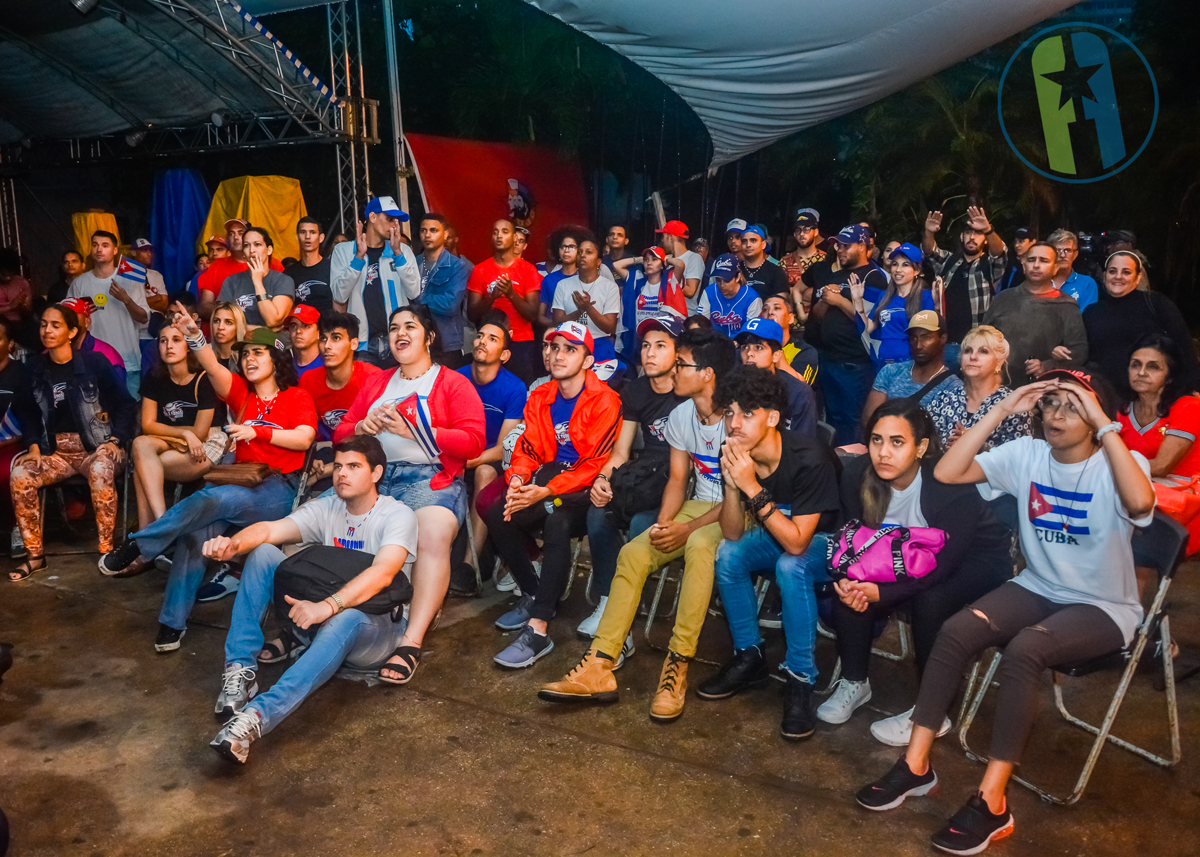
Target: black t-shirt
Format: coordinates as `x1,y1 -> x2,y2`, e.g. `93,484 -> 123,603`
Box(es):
284,257 -> 334,317
45,359 -> 76,435
741,259 -> 789,301
620,374 -> 686,456
362,245 -> 387,340
803,261 -> 887,364
944,262 -> 973,342
742,429 -> 841,532
139,371 -> 220,428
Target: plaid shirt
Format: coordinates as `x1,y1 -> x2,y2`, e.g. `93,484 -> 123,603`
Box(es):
928,247 -> 1007,328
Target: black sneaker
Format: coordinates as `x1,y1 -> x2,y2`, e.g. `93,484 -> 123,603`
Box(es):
856,756 -> 939,811
154,623 -> 186,653
695,644 -> 769,699
99,539 -> 143,576
780,673 -> 816,740
447,561 -> 481,597
930,793 -> 1014,855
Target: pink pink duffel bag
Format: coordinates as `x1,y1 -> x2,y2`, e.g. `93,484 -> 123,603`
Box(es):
827,520 -> 947,583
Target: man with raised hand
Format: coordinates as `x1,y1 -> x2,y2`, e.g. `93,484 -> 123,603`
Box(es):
655,220 -> 706,314
922,205 -> 1008,357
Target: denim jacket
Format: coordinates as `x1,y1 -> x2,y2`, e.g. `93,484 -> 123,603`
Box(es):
416,250 -> 470,351
15,351 -> 138,454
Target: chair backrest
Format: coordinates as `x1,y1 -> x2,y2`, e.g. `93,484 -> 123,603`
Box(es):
1131,511 -> 1189,579
987,494 -> 1019,533
817,420 -> 836,447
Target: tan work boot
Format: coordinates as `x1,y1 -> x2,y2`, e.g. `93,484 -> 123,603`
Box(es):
649,651 -> 689,721
537,649 -> 618,703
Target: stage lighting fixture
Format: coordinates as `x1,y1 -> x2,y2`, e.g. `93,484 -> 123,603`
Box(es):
70,0 -> 101,14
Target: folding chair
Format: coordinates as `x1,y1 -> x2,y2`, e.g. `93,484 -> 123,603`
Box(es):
42,460 -> 133,557
959,512 -> 1187,805
816,420 -> 836,447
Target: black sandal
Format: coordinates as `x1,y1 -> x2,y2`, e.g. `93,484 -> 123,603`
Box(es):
257,631 -> 308,665
9,556 -> 46,582
379,645 -> 421,685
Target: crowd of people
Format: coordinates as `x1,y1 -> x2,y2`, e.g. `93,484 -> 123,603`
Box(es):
1,194 -> 1196,856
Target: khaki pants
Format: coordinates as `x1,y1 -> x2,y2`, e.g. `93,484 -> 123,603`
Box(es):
593,500 -> 722,658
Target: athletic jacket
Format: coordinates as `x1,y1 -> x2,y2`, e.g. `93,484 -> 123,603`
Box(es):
507,369 -> 621,496
329,239 -> 421,351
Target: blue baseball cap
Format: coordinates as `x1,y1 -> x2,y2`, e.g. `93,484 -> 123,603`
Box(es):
734,317 -> 783,349
742,225 -> 767,241
711,253 -> 739,282
364,195 -> 409,221
889,242 -> 923,267
833,224 -> 870,246
636,313 -> 683,340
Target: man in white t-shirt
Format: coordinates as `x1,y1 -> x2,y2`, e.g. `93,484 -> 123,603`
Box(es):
551,238 -> 621,363
655,220 -> 706,314
540,326 -> 737,721
206,436 -> 417,764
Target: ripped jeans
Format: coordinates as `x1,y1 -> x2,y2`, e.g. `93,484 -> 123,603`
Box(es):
912,581 -> 1124,765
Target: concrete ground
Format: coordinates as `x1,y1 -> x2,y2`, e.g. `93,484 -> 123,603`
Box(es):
3,537 -> 1200,856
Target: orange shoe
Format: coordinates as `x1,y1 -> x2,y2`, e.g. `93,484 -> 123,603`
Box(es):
649,651 -> 689,721
538,650 -> 618,703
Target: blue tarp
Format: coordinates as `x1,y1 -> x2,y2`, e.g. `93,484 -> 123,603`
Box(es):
148,169 -> 212,293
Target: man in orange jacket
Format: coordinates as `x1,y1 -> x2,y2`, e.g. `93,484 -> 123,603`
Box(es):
486,321 -> 621,669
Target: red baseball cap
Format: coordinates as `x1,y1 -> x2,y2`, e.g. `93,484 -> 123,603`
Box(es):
546,320 -> 594,354
642,247 -> 667,264
1037,368 -> 1095,392
287,304 -> 320,326
654,220 -> 689,239
205,235 -> 228,249
61,296 -> 96,317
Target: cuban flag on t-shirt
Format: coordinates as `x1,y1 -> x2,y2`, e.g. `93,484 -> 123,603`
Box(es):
395,393 -> 443,463
1028,482 -> 1091,535
691,435 -> 723,489
116,255 -> 147,284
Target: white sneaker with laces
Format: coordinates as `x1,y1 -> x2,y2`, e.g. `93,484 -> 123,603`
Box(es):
210,709 -> 262,764
215,664 -> 258,719
614,633 -> 636,670
816,678 -> 872,724
576,596 -> 608,637
495,569 -> 517,592
869,706 -> 952,746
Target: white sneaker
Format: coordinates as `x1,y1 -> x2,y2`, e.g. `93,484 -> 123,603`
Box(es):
614,633 -> 636,670
576,596 -> 608,637
210,709 -> 262,764
496,569 -> 518,592
816,678 -> 872,724
869,706 -> 953,747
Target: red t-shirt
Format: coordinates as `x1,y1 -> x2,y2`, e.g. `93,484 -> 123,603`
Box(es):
224,374 -> 318,473
300,361 -> 382,441
1119,394 -> 1200,479
466,257 -> 542,342
197,255 -> 285,298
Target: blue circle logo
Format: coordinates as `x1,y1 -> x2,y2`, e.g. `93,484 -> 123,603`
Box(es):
998,22 -> 1158,184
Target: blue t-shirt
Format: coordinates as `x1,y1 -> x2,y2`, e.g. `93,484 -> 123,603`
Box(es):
457,365 -> 527,447
860,291 -> 936,366
295,354 -> 323,378
872,360 -> 963,407
699,283 -> 761,338
1061,271 -> 1099,312
540,270 -> 570,309
549,389 -> 581,463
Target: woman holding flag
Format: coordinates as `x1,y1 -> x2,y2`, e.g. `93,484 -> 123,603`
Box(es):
335,303 -> 486,685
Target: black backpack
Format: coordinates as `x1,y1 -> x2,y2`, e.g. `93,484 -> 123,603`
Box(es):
272,545 -> 413,623
605,450 -> 671,529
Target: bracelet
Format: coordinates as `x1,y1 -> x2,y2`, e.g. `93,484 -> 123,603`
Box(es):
256,293 -> 271,301
185,332 -> 207,351
1096,422 -> 1122,440
983,227 -> 994,235
755,502 -> 777,521
327,594 -> 344,615
747,488 -> 773,515
596,474 -> 609,483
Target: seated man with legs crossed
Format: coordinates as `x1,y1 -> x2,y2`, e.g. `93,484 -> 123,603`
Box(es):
696,366 -> 841,741
209,436 -> 417,764
484,321 -> 622,668
540,327 -> 737,721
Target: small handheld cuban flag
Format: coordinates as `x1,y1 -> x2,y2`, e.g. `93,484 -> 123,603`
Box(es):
116,255 -> 147,284
395,393 -> 442,463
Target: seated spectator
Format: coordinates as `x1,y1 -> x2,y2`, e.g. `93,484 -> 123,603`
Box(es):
130,323 -> 220,531
539,328 -> 736,719
612,247 -> 687,360
734,318 -> 817,437
684,314 -> 713,332
692,367 -> 840,739
100,310 -> 317,654
1083,251 -> 1198,392
927,325 -> 1032,451
484,321 -> 621,668
60,297 -> 126,387
287,305 -> 322,376
9,305 -> 137,580
1119,332 -> 1200,480
207,436 -> 416,764
335,303 -> 485,684
863,311 -> 961,421
852,243 -> 935,367
210,301 -> 247,375
217,227 -> 295,331
698,253 -> 763,338
300,312 -> 382,444
818,399 -> 1012,743
760,293 -> 818,387
552,239 -> 621,362
578,313 -> 686,638
857,372 -> 1154,855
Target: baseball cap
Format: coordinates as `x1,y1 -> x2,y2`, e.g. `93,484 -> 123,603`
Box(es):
133,238 -> 153,251
710,253 -> 739,282
636,313 -> 683,340
514,226 -> 530,237
734,317 -> 784,350
364,195 -> 409,222
906,310 -> 944,333
235,327 -> 286,351
204,235 -> 228,249
833,224 -> 871,246
1036,368 -> 1096,392
546,320 -> 594,354
794,208 -> 820,228
742,225 -> 767,241
888,242 -> 923,267
1014,227 -> 1035,241
655,220 -> 689,239
287,304 -> 320,326
725,218 -> 748,234
642,247 -> 667,264
61,296 -> 96,317
224,218 -> 249,231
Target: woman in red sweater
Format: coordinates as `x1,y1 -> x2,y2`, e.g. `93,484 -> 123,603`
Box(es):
336,304 -> 486,684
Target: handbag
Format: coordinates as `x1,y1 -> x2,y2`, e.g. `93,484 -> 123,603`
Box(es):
827,519 -> 946,583
273,544 -> 413,620
204,461 -> 272,489
606,450 -> 671,529
1153,476 -> 1200,556
162,427 -> 230,465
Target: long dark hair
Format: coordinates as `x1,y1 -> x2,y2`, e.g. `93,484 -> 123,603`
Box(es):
870,258 -> 928,323
239,341 -> 298,391
861,398 -> 943,528
149,325 -> 201,383
1120,332 -> 1189,419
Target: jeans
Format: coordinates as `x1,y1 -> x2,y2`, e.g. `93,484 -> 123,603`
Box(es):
585,504 -> 657,598
381,462 -> 467,523
714,528 -> 830,682
819,360 -> 875,446
125,369 -> 141,401
136,474 -> 297,632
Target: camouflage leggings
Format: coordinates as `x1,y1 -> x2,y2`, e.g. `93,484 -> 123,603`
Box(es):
12,434 -> 125,556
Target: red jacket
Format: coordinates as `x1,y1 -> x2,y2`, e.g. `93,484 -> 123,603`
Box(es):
334,365 -> 486,490
507,370 -> 621,496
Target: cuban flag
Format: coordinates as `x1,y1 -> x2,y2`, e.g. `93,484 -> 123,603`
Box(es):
115,255 -> 148,284
658,269 -> 688,320
1028,482 -> 1091,535
395,393 -> 442,462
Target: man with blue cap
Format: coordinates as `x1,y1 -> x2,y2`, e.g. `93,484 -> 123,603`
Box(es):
698,253 -> 762,338
330,195 -> 421,367
734,317 -> 817,438
738,225 -> 789,301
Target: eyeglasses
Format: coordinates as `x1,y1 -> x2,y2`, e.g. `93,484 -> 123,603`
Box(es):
1038,397 -> 1079,417
1054,247 -> 1075,256
674,359 -> 699,371
560,243 -> 578,251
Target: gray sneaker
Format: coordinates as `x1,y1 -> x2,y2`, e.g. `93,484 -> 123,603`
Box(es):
495,593 -> 535,631
210,708 -> 263,764
215,664 -> 258,720
494,625 -> 555,669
